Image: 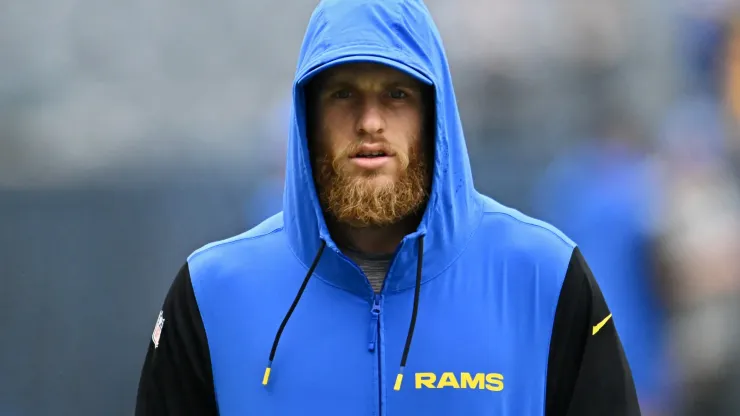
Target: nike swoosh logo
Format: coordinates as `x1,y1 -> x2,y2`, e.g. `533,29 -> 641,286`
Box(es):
592,314 -> 612,335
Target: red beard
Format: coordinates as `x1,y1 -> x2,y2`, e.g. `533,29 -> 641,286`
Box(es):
314,144 -> 429,227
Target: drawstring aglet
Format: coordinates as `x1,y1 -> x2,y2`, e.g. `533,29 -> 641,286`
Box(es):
393,366 -> 405,391
262,361 -> 273,386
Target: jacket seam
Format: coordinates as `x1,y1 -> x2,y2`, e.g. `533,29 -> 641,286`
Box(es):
481,211 -> 576,249
188,226 -> 285,264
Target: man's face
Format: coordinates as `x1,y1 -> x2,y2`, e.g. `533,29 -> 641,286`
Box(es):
308,62 -> 431,228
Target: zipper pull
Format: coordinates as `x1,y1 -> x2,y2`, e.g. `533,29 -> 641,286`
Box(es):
368,296 -> 381,351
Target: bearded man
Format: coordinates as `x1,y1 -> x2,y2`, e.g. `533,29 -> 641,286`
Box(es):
135,0 -> 640,415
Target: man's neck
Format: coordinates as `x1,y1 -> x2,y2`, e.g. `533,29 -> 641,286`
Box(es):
330,217 -> 419,254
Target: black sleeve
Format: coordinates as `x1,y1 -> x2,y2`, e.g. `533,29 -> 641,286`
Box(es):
135,262 -> 219,416
545,247 -> 641,416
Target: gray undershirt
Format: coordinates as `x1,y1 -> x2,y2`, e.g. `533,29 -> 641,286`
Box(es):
343,248 -> 393,293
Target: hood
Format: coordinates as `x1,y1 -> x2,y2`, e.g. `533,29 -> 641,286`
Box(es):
283,0 -> 483,299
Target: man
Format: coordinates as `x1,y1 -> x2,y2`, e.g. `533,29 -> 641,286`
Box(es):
135,0 -> 640,415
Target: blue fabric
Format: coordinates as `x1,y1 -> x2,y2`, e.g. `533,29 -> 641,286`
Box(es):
188,0 -> 577,414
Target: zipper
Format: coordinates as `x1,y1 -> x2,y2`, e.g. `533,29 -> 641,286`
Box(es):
353,240 -> 407,415
368,296 -> 381,351
369,293 -> 384,416
373,240 -> 406,416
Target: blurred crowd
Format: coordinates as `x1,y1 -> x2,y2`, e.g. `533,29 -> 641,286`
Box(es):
532,1 -> 740,414
3,0 -> 740,414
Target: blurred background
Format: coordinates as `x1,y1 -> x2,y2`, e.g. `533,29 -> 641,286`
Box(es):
2,0 -> 740,414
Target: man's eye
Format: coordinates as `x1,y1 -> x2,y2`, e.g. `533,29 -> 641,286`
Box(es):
389,89 -> 408,99
331,90 -> 351,99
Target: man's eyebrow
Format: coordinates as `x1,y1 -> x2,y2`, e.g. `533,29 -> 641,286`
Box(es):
319,78 -> 352,87
312,74 -> 352,90
387,80 -> 421,91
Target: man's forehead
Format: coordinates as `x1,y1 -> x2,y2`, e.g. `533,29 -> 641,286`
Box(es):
317,62 -> 420,86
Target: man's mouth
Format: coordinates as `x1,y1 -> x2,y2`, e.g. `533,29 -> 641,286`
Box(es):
353,151 -> 388,158
348,147 -> 393,170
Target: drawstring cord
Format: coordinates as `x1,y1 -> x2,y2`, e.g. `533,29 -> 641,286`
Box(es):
393,235 -> 424,391
262,235 -> 424,392
263,240 -> 326,385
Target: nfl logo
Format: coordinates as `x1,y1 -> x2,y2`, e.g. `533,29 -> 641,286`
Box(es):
152,310 -> 165,348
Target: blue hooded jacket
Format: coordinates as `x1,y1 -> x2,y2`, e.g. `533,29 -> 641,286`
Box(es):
186,0 -> 579,414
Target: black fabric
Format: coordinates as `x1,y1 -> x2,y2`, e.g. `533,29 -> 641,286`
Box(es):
134,263 -> 218,416
545,247 -> 641,416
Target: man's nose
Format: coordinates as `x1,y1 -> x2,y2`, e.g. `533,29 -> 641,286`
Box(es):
356,101 -> 385,136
